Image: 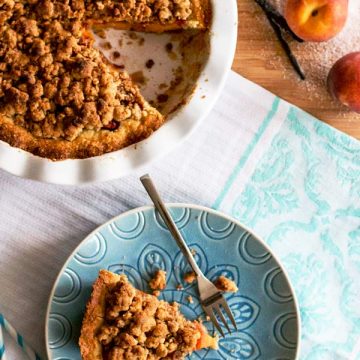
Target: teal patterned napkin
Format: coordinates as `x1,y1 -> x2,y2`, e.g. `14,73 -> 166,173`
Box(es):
214,99 -> 360,359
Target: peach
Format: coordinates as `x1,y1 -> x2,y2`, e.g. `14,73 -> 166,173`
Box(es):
284,0 -> 348,42
328,52 -> 360,113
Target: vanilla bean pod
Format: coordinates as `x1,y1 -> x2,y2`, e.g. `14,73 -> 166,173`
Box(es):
255,0 -> 306,80
254,0 -> 304,42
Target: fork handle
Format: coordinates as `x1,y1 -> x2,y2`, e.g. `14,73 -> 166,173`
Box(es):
140,174 -> 204,278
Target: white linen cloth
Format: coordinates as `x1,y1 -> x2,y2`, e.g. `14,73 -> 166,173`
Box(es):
0,71 -> 359,360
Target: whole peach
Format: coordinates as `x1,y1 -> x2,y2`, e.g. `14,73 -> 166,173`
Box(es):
284,0 -> 348,42
328,52 -> 360,113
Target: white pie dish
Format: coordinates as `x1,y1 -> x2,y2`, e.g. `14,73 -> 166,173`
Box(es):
0,1 -> 238,185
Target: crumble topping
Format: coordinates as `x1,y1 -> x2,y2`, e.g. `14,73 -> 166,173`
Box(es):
183,271 -> 196,284
149,270 -> 167,291
183,272 -> 238,293
0,0 -> 209,159
85,0 -> 193,24
0,0 -> 156,143
98,275 -> 203,359
214,276 -> 238,293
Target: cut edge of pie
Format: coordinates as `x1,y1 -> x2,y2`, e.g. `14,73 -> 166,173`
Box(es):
79,269 -> 217,360
90,0 -> 212,32
79,270 -> 118,360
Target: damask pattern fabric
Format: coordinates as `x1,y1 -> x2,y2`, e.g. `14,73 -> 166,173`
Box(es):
0,72 -> 359,359
216,106 -> 360,360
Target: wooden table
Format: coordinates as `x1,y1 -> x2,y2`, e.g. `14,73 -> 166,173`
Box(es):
232,0 -> 360,140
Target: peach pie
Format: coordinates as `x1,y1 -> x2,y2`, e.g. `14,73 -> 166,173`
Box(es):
79,270 -> 217,360
0,0 -> 211,160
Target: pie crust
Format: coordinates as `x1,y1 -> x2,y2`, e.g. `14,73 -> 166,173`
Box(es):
79,269 -> 217,360
0,0 -> 211,160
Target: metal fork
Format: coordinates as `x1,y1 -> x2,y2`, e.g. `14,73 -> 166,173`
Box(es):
140,174 -> 238,336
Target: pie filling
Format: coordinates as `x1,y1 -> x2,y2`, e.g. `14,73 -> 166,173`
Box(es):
0,0 -> 211,160
79,270 -> 217,360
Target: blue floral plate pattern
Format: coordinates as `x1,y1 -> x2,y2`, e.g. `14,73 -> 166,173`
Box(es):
46,204 -> 300,360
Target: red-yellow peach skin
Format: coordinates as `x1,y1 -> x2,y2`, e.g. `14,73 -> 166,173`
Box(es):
328,52 -> 360,113
285,0 -> 348,42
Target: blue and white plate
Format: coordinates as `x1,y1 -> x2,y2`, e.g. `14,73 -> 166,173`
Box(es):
46,204 -> 301,360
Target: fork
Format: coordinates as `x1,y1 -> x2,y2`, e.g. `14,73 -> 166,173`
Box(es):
140,174 -> 238,336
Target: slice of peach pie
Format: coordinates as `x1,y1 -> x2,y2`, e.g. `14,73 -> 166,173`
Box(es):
79,270 -> 217,360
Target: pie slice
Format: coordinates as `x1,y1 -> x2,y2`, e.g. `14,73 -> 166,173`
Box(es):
79,270 -> 217,360
0,0 -> 211,160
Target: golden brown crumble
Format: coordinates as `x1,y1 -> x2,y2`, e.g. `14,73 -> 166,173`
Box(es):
183,272 -> 238,293
85,0 -> 194,24
149,270 -> 167,291
0,0 -> 210,159
183,271 -> 196,284
214,276 -> 238,293
99,274 -> 204,359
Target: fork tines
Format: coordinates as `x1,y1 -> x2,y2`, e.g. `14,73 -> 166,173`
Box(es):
202,293 -> 237,337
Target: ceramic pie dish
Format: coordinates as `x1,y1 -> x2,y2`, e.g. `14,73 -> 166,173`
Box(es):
0,0 -> 238,185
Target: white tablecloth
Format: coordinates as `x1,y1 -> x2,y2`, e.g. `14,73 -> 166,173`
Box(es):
1,71 -> 359,360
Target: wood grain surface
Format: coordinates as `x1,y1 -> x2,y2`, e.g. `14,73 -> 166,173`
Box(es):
232,0 -> 360,140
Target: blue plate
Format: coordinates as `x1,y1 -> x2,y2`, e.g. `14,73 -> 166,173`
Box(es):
46,204 -> 300,360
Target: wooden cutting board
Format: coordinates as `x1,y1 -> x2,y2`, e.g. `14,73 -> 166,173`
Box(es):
232,0 -> 360,140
